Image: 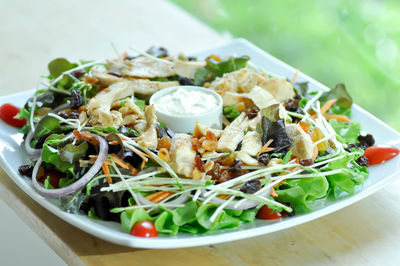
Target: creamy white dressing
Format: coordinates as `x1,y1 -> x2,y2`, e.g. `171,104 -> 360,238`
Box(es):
154,88 -> 218,116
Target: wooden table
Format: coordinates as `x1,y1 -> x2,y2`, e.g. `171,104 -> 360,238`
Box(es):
1,0 -> 400,265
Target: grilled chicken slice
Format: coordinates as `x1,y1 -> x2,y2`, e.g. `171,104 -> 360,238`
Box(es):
87,81 -> 134,127
91,69 -> 122,87
248,86 -> 278,109
129,79 -> 179,96
108,57 -> 175,78
262,77 -> 295,102
90,70 -> 179,95
209,68 -> 295,103
209,68 -> 266,93
220,91 -> 253,107
285,124 -> 313,159
111,98 -> 144,125
193,122 -> 222,138
237,131 -> 262,165
217,112 -> 249,152
173,60 -> 206,79
136,105 -> 158,150
169,133 -> 196,178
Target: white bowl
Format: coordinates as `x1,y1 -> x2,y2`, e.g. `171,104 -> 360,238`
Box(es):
149,85 -> 223,133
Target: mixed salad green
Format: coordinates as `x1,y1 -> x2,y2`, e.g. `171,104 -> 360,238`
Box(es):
17,46 -> 375,236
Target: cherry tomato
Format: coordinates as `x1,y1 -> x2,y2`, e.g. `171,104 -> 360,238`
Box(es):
257,205 -> 283,220
0,103 -> 27,128
130,221 -> 158,237
364,145 -> 399,166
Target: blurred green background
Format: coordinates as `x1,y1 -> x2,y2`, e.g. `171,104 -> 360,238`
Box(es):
171,0 -> 400,131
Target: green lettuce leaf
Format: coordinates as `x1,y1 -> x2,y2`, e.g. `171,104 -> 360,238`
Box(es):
194,56 -> 249,85
44,176 -> 55,189
321,152 -> 368,199
276,176 -> 329,214
117,200 -> 258,235
48,58 -> 79,89
197,204 -> 243,230
41,134 -> 74,174
59,140 -> 88,164
329,119 -> 361,144
154,211 -> 179,235
120,208 -> 153,232
134,98 -> 146,111
171,200 -> 197,226
320,83 -> 353,116
48,58 -> 78,78
58,177 -> 75,188
223,104 -> 240,121
33,115 -> 62,140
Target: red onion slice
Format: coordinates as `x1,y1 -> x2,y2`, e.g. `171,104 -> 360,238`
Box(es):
24,130 -> 41,156
31,134 -> 108,198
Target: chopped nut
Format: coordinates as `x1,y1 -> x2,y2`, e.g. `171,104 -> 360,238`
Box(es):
158,136 -> 171,150
194,155 -> 205,172
191,138 -> 200,151
202,140 -> 218,152
158,148 -> 170,162
205,131 -> 217,142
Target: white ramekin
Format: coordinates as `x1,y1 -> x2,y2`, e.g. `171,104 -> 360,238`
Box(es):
149,85 -> 222,133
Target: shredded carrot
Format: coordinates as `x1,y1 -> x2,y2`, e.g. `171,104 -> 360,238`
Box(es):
299,121 -> 311,134
218,194 -> 231,200
110,154 -> 131,169
141,159 -> 146,170
126,144 -> 150,159
145,191 -> 174,203
73,130 -> 99,146
102,163 -> 112,184
290,69 -> 299,83
131,168 -> 139,176
324,114 -> 351,123
271,188 -> 278,197
258,139 -> 274,155
274,180 -> 288,187
320,99 -> 337,115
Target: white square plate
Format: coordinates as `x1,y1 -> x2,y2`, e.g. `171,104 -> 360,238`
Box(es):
0,39 -> 399,249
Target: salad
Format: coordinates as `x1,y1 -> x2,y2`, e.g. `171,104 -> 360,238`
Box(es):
10,46 -> 398,237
